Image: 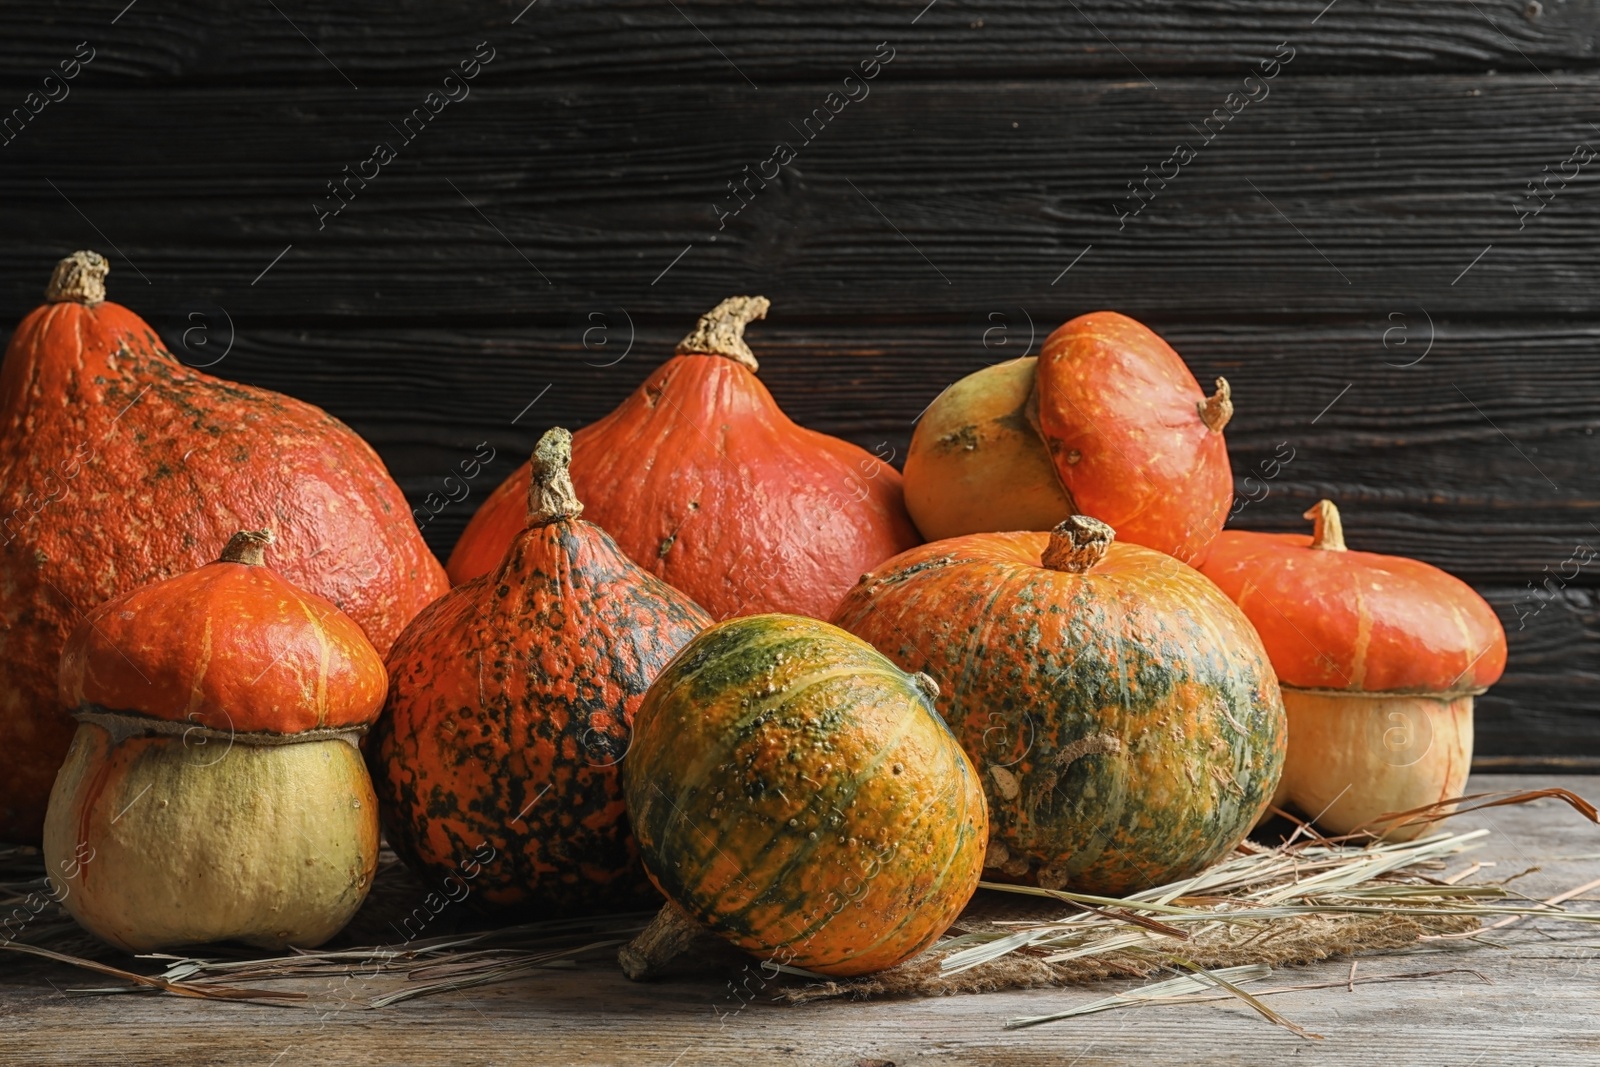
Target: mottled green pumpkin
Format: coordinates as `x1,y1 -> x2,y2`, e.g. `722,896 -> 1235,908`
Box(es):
622,614 -> 987,978
832,516 -> 1285,895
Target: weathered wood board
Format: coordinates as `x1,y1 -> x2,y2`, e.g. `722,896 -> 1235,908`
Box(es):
3,773 -> 1599,1065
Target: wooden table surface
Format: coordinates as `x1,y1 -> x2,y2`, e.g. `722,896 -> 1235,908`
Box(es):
2,772 -> 1598,1066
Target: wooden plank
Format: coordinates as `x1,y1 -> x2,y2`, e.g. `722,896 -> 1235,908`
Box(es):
1,75 -> 1600,318
3,773 -> 1599,1065
5,0 -> 1598,82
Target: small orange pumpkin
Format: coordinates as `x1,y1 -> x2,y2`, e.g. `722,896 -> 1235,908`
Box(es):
447,297 -> 920,620
1199,500 -> 1507,839
902,314 -> 1234,562
833,516 -> 1284,895
369,428 -> 712,918
44,530 -> 386,951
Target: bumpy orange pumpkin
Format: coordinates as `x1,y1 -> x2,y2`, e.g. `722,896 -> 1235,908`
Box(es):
1199,501 -> 1507,839
902,314 -> 1233,562
369,428 -> 712,918
45,529 -> 386,951
447,297 -> 919,620
833,516 -> 1284,895
0,252 -> 445,842
619,613 -> 987,979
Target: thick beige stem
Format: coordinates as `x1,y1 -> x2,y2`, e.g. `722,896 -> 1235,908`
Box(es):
46,251 -> 109,306
527,427 -> 584,526
1197,377 -> 1233,432
1041,515 -> 1115,573
1305,499 -> 1347,552
675,296 -> 770,372
219,529 -> 274,566
618,900 -> 704,981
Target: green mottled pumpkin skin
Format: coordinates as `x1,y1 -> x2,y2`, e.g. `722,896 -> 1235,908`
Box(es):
832,532 -> 1285,896
625,614 -> 987,978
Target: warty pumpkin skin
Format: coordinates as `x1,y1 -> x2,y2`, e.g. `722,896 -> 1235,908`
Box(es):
43,529 -> 387,951
902,357 -> 1073,541
447,297 -> 920,620
1032,312 -> 1234,563
619,613 -> 988,980
0,252 -> 446,843
1199,501 -> 1506,839
832,516 -> 1285,896
369,428 -> 712,918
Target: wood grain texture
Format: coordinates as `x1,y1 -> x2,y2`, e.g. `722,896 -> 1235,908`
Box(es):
3,773 -> 1598,1065
5,0 -> 1598,82
1,76 -> 1600,317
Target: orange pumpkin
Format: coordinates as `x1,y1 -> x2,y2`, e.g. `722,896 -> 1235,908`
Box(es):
369,428 -> 712,918
1031,312 -> 1233,563
447,297 -> 919,620
903,314 -> 1233,561
44,530 -> 386,950
832,516 -> 1284,895
1199,500 -> 1507,839
0,252 -> 445,842
619,614 -> 987,979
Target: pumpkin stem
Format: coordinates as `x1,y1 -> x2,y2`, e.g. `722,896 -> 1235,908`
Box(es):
675,295 -> 770,372
1198,377 -> 1233,433
219,529 -> 274,566
618,901 -> 704,981
528,426 -> 585,526
46,250 -> 109,307
1305,499 -> 1348,551
912,671 -> 941,706
1041,516 -> 1115,573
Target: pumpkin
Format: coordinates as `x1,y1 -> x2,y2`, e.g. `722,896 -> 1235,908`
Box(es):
902,357 -> 1073,540
618,614 -> 986,979
447,296 -> 920,620
43,530 -> 386,951
368,428 -> 712,918
0,252 -> 446,843
1198,500 -> 1507,840
901,313 -> 1233,561
832,516 -> 1284,895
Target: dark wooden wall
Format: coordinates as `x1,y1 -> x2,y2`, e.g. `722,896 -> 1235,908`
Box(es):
0,1 -> 1596,763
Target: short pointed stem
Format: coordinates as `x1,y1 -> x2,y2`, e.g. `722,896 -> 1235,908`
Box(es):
1305,499 -> 1347,551
1041,515 -> 1115,573
675,296 -> 770,372
527,427 -> 584,526
1198,377 -> 1233,433
219,529 -> 274,566
618,900 -> 704,981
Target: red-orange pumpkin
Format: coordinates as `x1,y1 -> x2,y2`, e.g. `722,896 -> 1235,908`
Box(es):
45,529 -> 387,950
0,252 -> 446,842
447,297 -> 919,620
1031,313 -> 1233,563
1199,500 -> 1507,838
832,516 -> 1284,895
369,428 -> 712,917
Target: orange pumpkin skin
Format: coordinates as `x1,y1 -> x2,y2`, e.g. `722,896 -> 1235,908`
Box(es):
1198,502 -> 1507,839
370,429 -> 712,918
447,298 -> 919,620
0,254 -> 445,842
1033,312 -> 1233,564
624,614 -> 987,977
832,518 -> 1284,895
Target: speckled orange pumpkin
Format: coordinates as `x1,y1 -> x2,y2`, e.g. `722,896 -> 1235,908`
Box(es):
44,530 -> 387,951
369,428 -> 712,918
620,614 -> 987,979
0,252 -> 446,843
832,516 -> 1284,895
447,297 -> 920,620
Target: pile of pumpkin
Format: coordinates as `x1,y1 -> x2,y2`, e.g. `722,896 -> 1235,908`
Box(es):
0,252 -> 1505,980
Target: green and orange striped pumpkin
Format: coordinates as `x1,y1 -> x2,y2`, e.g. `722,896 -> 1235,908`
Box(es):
620,614 -> 987,979
832,516 -> 1285,895
367,428 -> 711,918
